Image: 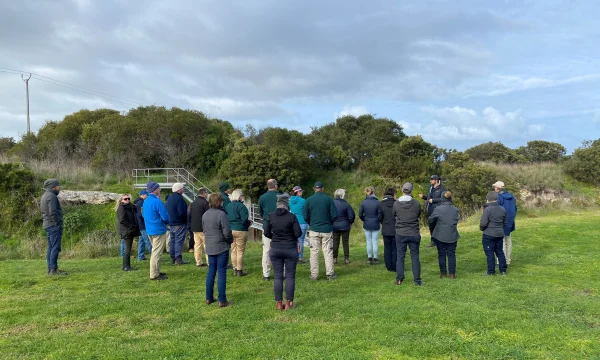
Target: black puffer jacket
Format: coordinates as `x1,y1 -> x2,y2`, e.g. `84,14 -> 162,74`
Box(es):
379,196 -> 396,237
332,198 -> 356,232
117,203 -> 141,239
264,208 -> 302,249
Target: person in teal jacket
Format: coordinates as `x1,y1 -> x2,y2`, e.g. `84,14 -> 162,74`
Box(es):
219,182 -> 232,211
289,186 -> 308,263
226,189 -> 250,276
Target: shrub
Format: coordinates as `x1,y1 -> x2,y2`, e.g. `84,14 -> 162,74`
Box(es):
565,139 -> 600,185
516,140 -> 567,162
465,142 -> 525,163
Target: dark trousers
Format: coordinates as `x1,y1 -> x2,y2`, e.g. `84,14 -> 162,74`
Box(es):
433,239 -> 457,274
482,234 -> 507,274
206,250 -> 229,302
188,227 -> 194,250
270,247 -> 299,302
396,234 -> 421,282
45,225 -> 63,272
383,235 -> 397,272
169,225 -> 187,261
332,230 -> 350,259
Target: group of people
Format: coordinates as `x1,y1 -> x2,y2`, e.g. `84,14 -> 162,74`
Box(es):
39,174 -> 517,310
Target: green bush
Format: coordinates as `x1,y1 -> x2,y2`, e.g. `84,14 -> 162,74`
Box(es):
565,139 -> 600,185
516,140 -> 567,162
465,142 -> 526,163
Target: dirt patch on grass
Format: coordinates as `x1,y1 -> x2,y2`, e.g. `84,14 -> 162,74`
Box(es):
0,323 -> 37,337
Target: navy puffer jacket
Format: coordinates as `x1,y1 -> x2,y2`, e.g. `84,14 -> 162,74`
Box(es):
359,195 -> 382,231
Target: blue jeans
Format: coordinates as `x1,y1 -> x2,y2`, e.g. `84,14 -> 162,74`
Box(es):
364,229 -> 379,259
298,224 -> 308,258
482,234 -> 507,274
206,250 -> 229,302
169,225 -> 187,261
120,239 -> 125,257
138,230 -> 152,260
45,225 -> 63,271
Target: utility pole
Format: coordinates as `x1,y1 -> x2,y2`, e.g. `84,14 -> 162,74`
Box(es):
21,73 -> 32,135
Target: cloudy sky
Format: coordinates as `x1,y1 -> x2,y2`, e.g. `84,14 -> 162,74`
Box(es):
1,0 -> 599,152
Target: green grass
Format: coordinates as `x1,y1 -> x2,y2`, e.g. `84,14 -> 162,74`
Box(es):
1,211 -> 599,359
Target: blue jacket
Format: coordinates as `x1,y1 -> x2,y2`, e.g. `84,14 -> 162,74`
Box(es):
166,192 -> 187,226
142,193 -> 170,236
289,196 -> 307,224
332,198 -> 355,232
359,195 -> 382,231
497,191 -> 517,235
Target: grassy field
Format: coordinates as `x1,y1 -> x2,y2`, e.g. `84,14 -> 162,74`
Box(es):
1,211 -> 599,359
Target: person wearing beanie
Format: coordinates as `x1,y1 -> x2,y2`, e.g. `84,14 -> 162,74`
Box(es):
418,175 -> 447,248
332,188 -> 355,265
379,187 -> 397,272
428,191 -> 460,278
219,182 -> 232,210
258,179 -> 280,280
264,192 -> 302,310
393,182 -> 423,286
480,191 -> 508,276
134,190 -> 152,261
304,181 -> 338,281
40,178 -> 66,276
359,186 -> 382,265
143,181 -> 170,280
116,193 -> 140,271
166,183 -> 188,265
493,181 -> 517,265
226,189 -> 251,276
289,186 -> 308,264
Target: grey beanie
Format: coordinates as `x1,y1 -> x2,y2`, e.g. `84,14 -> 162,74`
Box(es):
277,193 -> 290,207
486,191 -> 498,202
44,179 -> 60,189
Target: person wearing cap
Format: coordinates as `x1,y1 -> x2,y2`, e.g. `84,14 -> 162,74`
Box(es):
219,182 -> 232,211
419,175 -> 447,248
480,191 -> 508,276
258,179 -> 280,280
166,183 -> 189,265
393,182 -> 423,286
289,186 -> 308,264
304,181 -> 338,281
226,189 -> 250,276
493,181 -> 517,265
134,190 -> 152,261
40,178 -> 66,276
143,181 -> 170,280
379,188 -> 397,272
190,187 -> 210,267
428,191 -> 460,278
116,193 -> 140,271
332,188 -> 355,265
360,186 -> 383,265
264,193 -> 302,310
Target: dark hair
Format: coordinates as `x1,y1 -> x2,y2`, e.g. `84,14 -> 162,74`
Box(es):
208,193 -> 223,209
384,187 -> 396,196
198,187 -> 208,195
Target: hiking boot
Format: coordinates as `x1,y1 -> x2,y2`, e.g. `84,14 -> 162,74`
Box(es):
276,301 -> 284,311
440,273 -> 447,278
151,274 -> 168,280
218,301 -> 232,308
206,298 -> 216,305
285,300 -> 296,310
309,275 -> 318,281
367,257 -> 373,265
449,274 -> 456,279
263,276 -> 270,281
123,266 -> 137,271
236,270 -> 248,277
174,259 -> 188,265
327,274 -> 337,281
373,258 -> 380,265
395,279 -> 403,285
414,280 -> 424,286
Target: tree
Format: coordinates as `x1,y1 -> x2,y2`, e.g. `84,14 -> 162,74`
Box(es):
0,137 -> 16,155
465,142 -> 525,163
565,139 -> 600,184
516,140 -> 566,162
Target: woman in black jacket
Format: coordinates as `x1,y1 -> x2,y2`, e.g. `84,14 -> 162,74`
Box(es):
379,188 -> 397,272
332,189 -> 355,264
428,191 -> 460,278
116,193 -> 140,271
265,194 -> 302,311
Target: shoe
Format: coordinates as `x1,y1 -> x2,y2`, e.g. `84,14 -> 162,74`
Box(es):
196,263 -> 207,267
395,279 -> 403,285
414,280 -> 424,286
122,266 -> 137,271
218,301 -> 232,308
482,272 -> 496,276
174,259 -> 188,265
309,275 -> 318,281
227,264 -> 233,270
276,301 -> 284,311
333,257 -> 338,264
285,300 -> 296,310
263,277 -> 270,281
440,273 -> 447,278
373,258 -> 380,265
345,257 -> 350,265
427,241 -> 436,248
159,272 -> 167,276
501,272 -> 507,276
449,274 -> 456,279
138,257 -> 147,261
367,258 -> 373,265
327,274 -> 337,281
206,298 -> 216,305
298,257 -> 307,264
236,270 -> 248,277
151,274 -> 168,280
188,249 -> 194,253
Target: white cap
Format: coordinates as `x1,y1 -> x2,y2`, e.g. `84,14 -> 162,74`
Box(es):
172,183 -> 185,192
492,181 -> 505,188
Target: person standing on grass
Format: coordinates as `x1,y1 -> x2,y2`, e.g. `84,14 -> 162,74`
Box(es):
166,183 -> 188,265
226,189 -> 251,277
379,187 -> 397,272
40,178 -> 66,276
393,182 -> 423,286
419,175 -> 447,248
203,193 -> 234,308
428,191 -> 460,279
258,179 -> 280,281
190,187 -> 210,267
134,190 -> 152,261
332,188 -> 355,265
304,181 -> 338,281
493,181 -> 517,265
480,191 -> 508,276
360,186 -> 382,265
265,194 -> 302,311
289,186 -> 308,264
116,193 -> 140,271
219,182 -> 232,211
143,182 -> 170,281
187,203 -> 194,253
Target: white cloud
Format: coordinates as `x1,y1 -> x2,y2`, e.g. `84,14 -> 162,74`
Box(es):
178,95 -> 290,120
336,106 -> 369,118
466,73 -> 600,97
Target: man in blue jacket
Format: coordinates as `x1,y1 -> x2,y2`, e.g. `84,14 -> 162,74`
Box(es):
143,182 -> 170,280
494,181 -> 517,265
166,183 -> 188,265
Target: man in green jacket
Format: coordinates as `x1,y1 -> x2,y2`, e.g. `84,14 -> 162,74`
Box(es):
304,181 -> 338,281
258,179 -> 280,280
219,182 -> 232,210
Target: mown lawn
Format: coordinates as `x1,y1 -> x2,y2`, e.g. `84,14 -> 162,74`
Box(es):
0,211 -> 598,359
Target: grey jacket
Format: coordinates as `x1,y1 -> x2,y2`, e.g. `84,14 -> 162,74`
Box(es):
428,201 -> 460,243
393,196 -> 422,236
480,202 -> 507,237
202,208 -> 234,255
40,189 -> 63,228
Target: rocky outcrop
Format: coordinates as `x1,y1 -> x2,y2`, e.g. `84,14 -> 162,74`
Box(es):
519,188 -> 562,205
58,190 -> 121,205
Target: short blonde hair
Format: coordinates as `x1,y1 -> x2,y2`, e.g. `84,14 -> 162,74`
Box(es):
115,193 -> 132,211
230,189 -> 244,202
334,189 -> 346,199
364,186 -> 374,195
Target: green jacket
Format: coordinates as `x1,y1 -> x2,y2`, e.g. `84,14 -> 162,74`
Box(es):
226,200 -> 249,231
304,192 -> 338,233
221,191 -> 231,210
258,190 -> 279,227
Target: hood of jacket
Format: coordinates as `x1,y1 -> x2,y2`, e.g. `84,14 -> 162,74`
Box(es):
273,207 -> 290,216
365,195 -> 378,201
498,191 -> 515,201
290,196 -> 302,205
381,197 -> 395,208
134,197 -> 144,207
